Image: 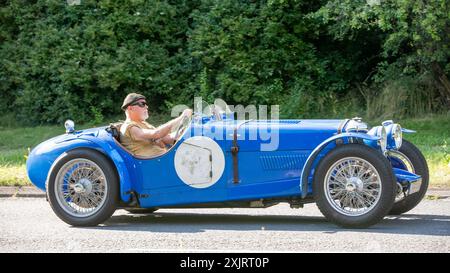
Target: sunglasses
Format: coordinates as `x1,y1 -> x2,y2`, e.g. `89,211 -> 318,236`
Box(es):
130,101 -> 148,108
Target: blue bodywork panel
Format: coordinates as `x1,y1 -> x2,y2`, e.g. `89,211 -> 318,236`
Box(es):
26,116 -> 421,208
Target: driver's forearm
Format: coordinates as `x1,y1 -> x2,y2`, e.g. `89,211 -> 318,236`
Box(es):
153,123 -> 172,139
163,115 -> 183,129
142,115 -> 183,140
140,123 -> 172,140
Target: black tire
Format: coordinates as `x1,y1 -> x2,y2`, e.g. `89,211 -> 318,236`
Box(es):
388,139 -> 429,215
313,144 -> 396,228
125,208 -> 158,214
46,148 -> 119,227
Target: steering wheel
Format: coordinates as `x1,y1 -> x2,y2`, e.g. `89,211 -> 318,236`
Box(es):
173,115 -> 192,141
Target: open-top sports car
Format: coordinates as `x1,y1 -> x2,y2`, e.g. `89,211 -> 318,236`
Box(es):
26,102 -> 428,228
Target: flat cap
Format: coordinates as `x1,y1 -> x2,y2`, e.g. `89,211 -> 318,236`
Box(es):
121,93 -> 146,110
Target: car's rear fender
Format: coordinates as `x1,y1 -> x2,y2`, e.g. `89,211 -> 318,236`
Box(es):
300,132 -> 381,198
28,136 -> 133,203
27,138 -> 100,191
73,135 -> 133,203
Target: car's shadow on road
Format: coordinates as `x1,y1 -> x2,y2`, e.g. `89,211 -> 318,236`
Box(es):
80,211 -> 450,236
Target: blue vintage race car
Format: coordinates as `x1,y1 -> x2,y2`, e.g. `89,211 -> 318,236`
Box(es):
26,103 -> 428,228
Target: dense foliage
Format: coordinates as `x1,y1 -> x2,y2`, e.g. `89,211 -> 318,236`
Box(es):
0,0 -> 449,124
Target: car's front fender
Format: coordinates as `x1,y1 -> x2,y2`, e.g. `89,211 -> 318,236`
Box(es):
300,132 -> 381,198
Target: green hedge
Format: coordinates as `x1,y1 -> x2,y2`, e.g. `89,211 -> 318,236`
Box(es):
1,0 -> 448,125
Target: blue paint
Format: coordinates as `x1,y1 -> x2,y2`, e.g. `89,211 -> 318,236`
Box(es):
26,116 -> 422,208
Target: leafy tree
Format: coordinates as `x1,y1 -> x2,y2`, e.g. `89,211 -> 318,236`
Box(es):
311,0 -> 450,116
0,0 -> 200,124
187,0 -> 359,117
0,0 -> 448,124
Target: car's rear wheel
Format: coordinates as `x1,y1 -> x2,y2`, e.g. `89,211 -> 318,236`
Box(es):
46,149 -> 118,226
313,144 -> 396,228
388,139 -> 429,215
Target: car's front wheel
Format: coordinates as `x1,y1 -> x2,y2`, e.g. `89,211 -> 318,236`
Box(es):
46,149 -> 119,227
313,144 -> 396,228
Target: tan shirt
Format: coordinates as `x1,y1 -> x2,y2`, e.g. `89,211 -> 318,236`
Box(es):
120,120 -> 167,157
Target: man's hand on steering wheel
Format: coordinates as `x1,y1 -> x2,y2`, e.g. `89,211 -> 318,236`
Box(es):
173,108 -> 193,141
182,108 -> 193,118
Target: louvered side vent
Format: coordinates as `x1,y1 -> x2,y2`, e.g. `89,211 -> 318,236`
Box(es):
278,120 -> 301,124
261,120 -> 301,124
259,154 -> 307,170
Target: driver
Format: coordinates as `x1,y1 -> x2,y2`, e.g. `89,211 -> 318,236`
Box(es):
120,93 -> 192,157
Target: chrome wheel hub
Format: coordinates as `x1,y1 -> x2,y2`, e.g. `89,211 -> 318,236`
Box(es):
73,183 -> 84,194
73,178 -> 93,194
346,177 -> 364,192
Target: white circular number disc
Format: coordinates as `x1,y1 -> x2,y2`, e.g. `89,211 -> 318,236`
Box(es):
174,136 -> 225,188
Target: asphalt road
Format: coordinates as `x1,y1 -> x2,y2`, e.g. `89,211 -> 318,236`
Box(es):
0,197 -> 449,253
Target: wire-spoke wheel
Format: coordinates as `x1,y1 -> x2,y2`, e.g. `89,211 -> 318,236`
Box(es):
46,149 -> 118,226
314,144 -> 396,228
324,157 -> 382,217
55,159 -> 108,218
